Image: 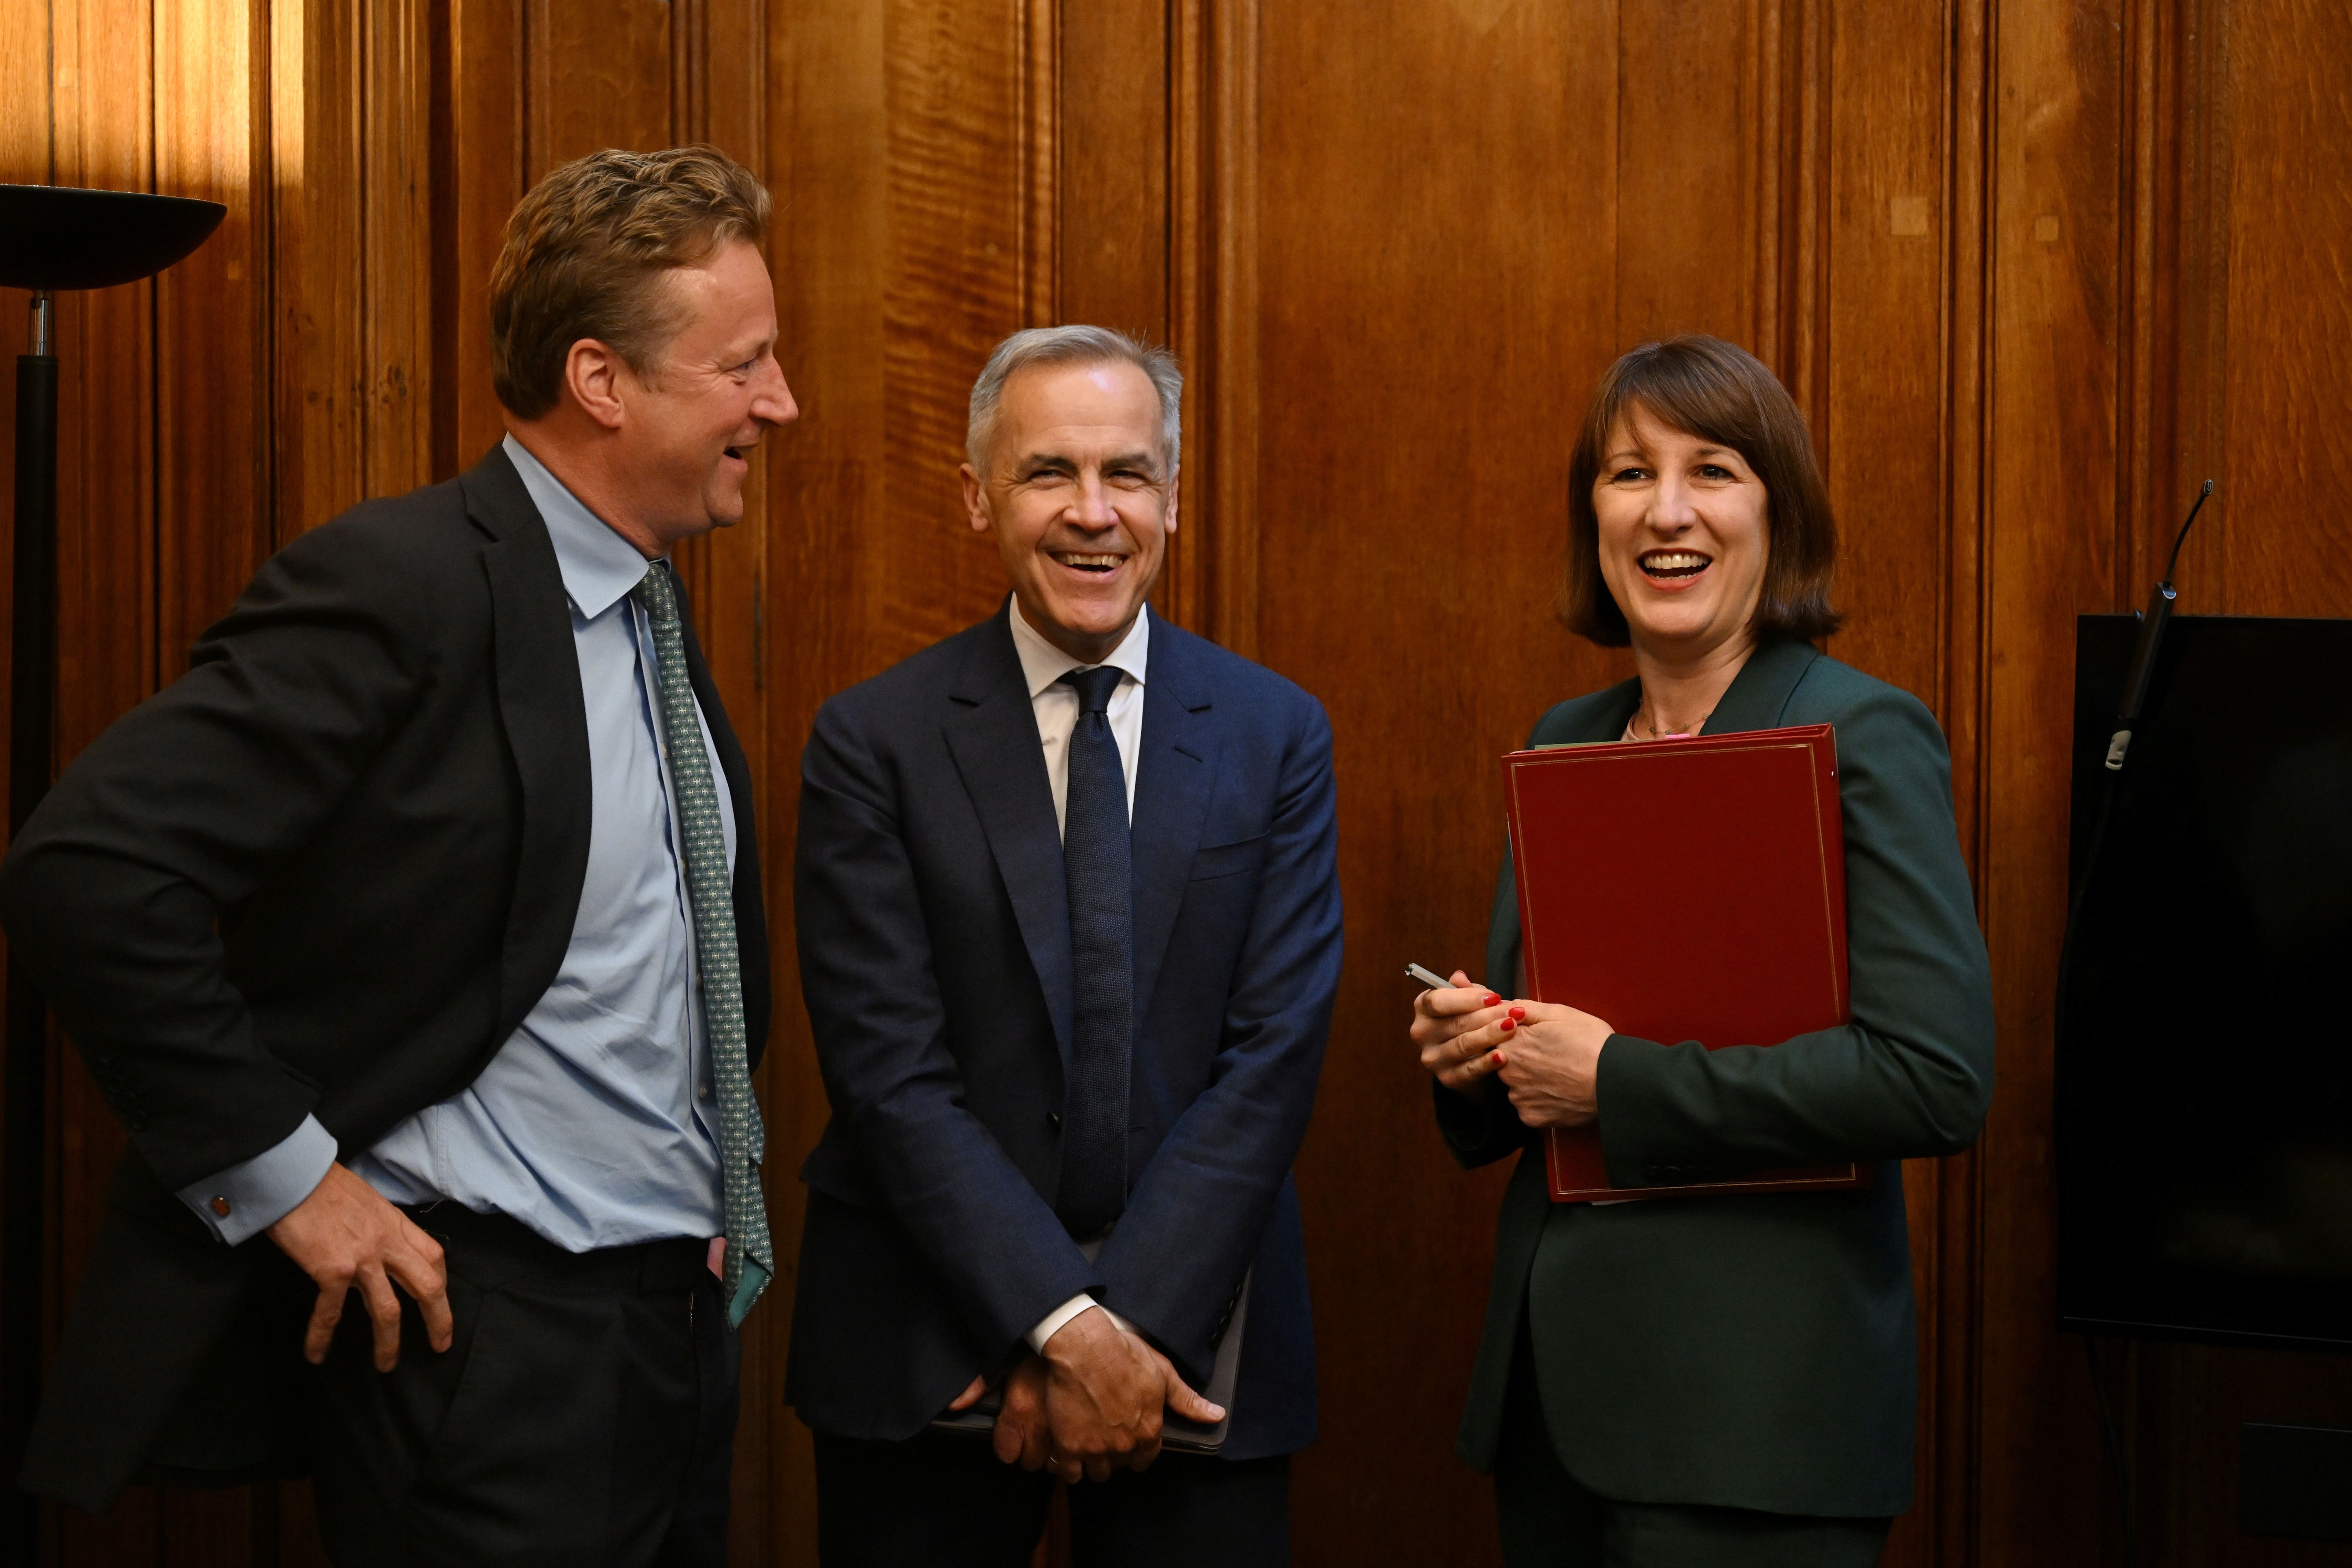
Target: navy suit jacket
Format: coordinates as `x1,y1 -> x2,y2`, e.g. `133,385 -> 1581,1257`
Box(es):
786,603 -> 1341,1461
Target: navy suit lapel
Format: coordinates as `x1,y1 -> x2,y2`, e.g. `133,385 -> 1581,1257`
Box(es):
460,447 -> 593,1047
1129,623 -> 1219,1030
943,608 -> 1076,1064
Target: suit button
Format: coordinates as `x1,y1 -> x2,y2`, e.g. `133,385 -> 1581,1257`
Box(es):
1048,1111 -> 1062,1134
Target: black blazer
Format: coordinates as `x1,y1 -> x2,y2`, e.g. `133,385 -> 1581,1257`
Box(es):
786,605 -> 1343,1461
1437,638 -> 1994,1516
0,446 -> 768,1513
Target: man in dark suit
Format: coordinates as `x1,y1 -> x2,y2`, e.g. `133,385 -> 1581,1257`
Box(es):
788,326 -> 1342,1566
0,146 -> 793,1565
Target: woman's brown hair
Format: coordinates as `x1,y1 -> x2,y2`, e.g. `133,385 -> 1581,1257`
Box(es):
1560,335 -> 1841,647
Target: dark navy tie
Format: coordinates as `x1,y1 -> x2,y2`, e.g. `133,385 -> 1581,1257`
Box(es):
1056,664 -> 1132,1239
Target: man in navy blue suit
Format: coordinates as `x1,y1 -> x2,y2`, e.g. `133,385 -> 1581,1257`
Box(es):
787,326 -> 1342,1565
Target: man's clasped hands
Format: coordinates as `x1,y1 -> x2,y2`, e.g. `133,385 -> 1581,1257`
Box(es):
946,1305 -> 1224,1484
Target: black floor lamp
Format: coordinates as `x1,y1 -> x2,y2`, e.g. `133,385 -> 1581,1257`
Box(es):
0,183 -> 223,1546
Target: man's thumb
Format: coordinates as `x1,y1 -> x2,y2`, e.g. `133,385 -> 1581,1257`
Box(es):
1164,1369 -> 1224,1424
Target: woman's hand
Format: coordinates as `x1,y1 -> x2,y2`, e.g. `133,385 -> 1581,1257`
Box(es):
1426,991 -> 1614,1128
1411,969 -> 1514,1093
1491,1002 -> 1611,1127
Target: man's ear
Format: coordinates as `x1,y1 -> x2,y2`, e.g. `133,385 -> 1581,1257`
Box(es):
564,339 -> 629,432
1164,470 -> 1179,536
960,462 -> 992,536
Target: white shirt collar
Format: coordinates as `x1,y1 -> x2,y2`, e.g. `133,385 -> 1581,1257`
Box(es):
1007,596 -> 1151,700
502,433 -> 659,619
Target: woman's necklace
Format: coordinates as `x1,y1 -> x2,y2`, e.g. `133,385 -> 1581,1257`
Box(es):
1633,702 -> 1713,740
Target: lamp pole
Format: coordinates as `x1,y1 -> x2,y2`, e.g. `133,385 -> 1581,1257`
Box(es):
1,184 -> 223,1555
2,287 -> 58,1560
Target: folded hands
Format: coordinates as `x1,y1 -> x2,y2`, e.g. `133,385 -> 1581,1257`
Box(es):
948,1303 -> 1224,1483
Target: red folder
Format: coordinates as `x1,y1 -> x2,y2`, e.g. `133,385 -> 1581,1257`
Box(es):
1502,723 -> 1867,1202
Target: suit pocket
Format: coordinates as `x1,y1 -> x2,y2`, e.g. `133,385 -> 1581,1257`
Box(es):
1189,834 -> 1269,881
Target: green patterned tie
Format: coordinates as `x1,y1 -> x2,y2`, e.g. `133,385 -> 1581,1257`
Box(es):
633,562 -> 771,1325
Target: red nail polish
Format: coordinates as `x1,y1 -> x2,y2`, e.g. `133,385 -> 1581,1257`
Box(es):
1482,994 -> 1501,1007
1509,1006 -> 1526,1021
1490,1050 -> 1505,1065
1499,1017 -> 1516,1031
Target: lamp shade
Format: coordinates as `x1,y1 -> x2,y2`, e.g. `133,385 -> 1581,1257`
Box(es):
0,184 -> 226,292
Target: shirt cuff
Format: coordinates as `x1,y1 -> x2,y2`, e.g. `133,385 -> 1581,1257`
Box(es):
175,1114 -> 339,1246
1026,1294 -> 1136,1355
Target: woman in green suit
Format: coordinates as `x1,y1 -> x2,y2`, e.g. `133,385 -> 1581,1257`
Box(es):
1412,335 -> 1994,1566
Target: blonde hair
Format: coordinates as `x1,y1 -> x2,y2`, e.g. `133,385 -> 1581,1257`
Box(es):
490,146 -> 771,419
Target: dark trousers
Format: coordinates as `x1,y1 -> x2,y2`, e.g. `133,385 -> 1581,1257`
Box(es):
309,1205 -> 739,1568
1494,1331 -> 1890,1568
813,1427 -> 1291,1568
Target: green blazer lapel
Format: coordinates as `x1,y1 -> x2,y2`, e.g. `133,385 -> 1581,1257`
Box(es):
1703,637 -> 1822,734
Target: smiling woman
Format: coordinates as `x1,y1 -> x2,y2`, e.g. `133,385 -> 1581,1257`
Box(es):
1408,336 -> 1996,1568
1563,336 -> 1840,656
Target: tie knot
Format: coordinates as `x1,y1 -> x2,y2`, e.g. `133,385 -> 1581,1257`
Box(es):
632,561 -> 679,623
1061,665 -> 1124,716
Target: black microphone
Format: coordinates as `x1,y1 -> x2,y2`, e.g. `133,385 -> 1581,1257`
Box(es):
2104,480 -> 2213,773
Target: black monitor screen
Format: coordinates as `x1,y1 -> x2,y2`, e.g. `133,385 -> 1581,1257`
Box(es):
2058,614 -> 2352,1350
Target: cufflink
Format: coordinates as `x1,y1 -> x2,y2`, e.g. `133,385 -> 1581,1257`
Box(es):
211,1196 -> 231,1219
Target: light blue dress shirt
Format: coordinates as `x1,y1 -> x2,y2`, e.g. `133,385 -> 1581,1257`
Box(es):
178,436 -> 734,1251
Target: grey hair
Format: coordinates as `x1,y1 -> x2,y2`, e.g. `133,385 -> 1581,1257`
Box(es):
965,325 -> 1183,473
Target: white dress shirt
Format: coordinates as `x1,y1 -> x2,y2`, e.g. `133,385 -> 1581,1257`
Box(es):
1005,597 -> 1147,1352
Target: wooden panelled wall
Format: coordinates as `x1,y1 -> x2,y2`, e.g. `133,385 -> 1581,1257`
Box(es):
3,1 -> 2350,1564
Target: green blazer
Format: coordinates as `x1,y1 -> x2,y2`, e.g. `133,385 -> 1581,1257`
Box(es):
1437,637 -> 1994,1517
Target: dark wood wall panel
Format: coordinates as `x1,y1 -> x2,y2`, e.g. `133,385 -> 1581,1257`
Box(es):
1816,0 -> 1948,704
873,0 -> 1035,663
1055,0 -> 1169,342
357,0 -> 436,504
272,0 -> 365,544
153,0 -> 274,660
2217,0 -> 2352,619
444,0 -> 527,470
1973,0 -> 2126,1557
1254,2 -> 1622,1560
527,0 -> 674,172
1615,0 -> 1757,348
